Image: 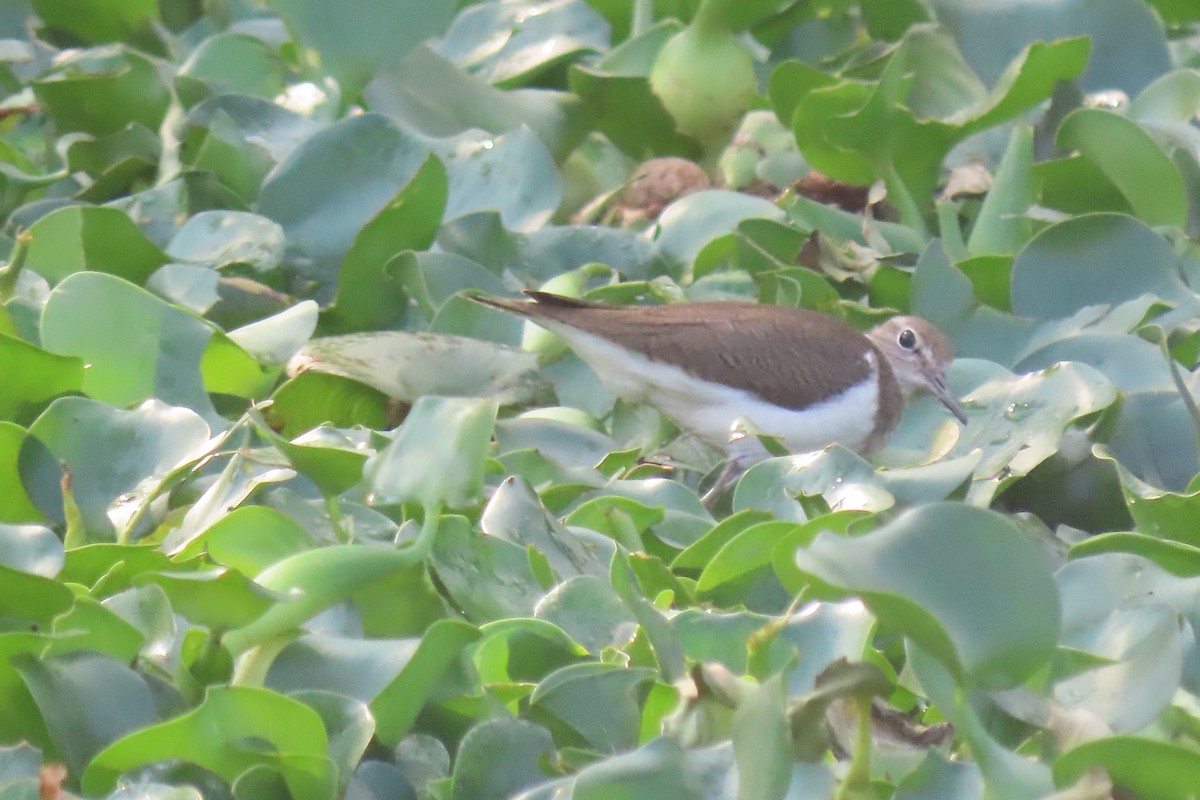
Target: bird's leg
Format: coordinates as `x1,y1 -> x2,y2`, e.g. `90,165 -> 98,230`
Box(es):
700,421 -> 779,510
700,456 -> 747,509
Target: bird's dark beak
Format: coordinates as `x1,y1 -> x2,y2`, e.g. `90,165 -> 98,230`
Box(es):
927,374 -> 968,425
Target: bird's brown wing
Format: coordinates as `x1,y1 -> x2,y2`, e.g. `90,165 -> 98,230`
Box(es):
506,296 -> 880,411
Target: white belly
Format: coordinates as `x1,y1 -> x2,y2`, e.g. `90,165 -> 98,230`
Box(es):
551,326 -> 881,453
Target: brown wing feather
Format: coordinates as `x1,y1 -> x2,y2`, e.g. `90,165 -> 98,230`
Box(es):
506,297 -> 881,411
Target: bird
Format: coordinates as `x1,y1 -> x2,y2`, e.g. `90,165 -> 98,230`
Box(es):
473,291 -> 967,490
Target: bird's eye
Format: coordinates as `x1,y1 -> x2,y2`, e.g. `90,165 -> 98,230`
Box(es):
898,329 -> 917,350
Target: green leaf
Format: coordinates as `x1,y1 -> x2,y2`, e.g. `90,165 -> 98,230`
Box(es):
567,20 -> 702,160
267,371 -> 391,439
32,48 -> 170,137
259,114 -> 433,290
40,272 -> 219,414
793,503 -> 1060,688
0,423 -> 42,524
179,95 -> 321,202
166,210 -> 285,272
25,205 -> 169,286
0,522 -> 61,577
82,686 -> 337,800
1056,108 -> 1189,228
436,0 -> 608,87
0,563 -> 73,627
175,32 -> 290,106
1010,214 -> 1192,320
331,155 -> 447,331
0,334 -> 82,422
371,620 -> 481,745
24,397 -> 209,540
1054,737 -> 1200,800
135,568 -> 278,631
449,718 -> 555,800
732,671 -> 791,800
14,651 -> 158,777
222,539 -> 446,654
529,662 -> 656,751
32,0 -> 161,48
966,124 -> 1034,257
265,0 -> 455,99
365,396 -> 498,510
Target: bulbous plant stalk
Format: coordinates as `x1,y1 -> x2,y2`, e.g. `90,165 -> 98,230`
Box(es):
649,0 -> 757,158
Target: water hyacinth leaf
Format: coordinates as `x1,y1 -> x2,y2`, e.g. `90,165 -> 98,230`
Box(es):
40,273 -> 219,416
23,397 -> 210,540
371,619 -> 481,746
175,32 -> 290,106
930,0 -> 1169,96
0,334 -> 83,421
1130,69 -> 1200,123
695,519 -> 799,595
567,20 -> 702,160
32,48 -> 170,137
793,502 -> 1060,688
450,718 -> 555,800
0,563 -> 73,627
162,451 -> 296,557
437,126 -> 562,233
1094,447 -> 1200,546
195,506 -> 313,576
654,190 -> 788,274
166,210 -> 286,272
365,396 -> 498,510
266,634 -> 420,701
534,575 -> 636,655
259,114 -> 433,288
290,331 -> 547,406
529,661 -> 657,751
430,514 -> 545,621
1052,602 -> 1184,732
14,651 -> 158,776
221,539 -> 452,654
731,671 -> 791,800
267,371 -> 392,439
1055,108 -> 1188,228
569,736 -> 698,799
895,752 -> 985,800
331,155 -> 446,331
435,0 -> 609,87
0,523 -> 62,577
32,0 -> 161,48
1010,214 -> 1191,320
24,205 -> 169,286
733,446 -> 895,522
179,95 -> 323,201
1053,737 -> 1200,800
224,300 -> 318,367
966,124 -> 1035,258
1069,532 -> 1200,577
363,45 -> 580,160
135,568 -> 278,631
1104,389 -> 1200,495
946,359 -> 1118,505
266,0 -> 455,98
0,423 -> 43,524
81,686 -> 337,800
259,424 -> 369,498
483,476 -> 608,579
290,690 -> 375,794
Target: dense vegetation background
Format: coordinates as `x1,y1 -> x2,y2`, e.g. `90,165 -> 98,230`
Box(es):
2,0 -> 1200,798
